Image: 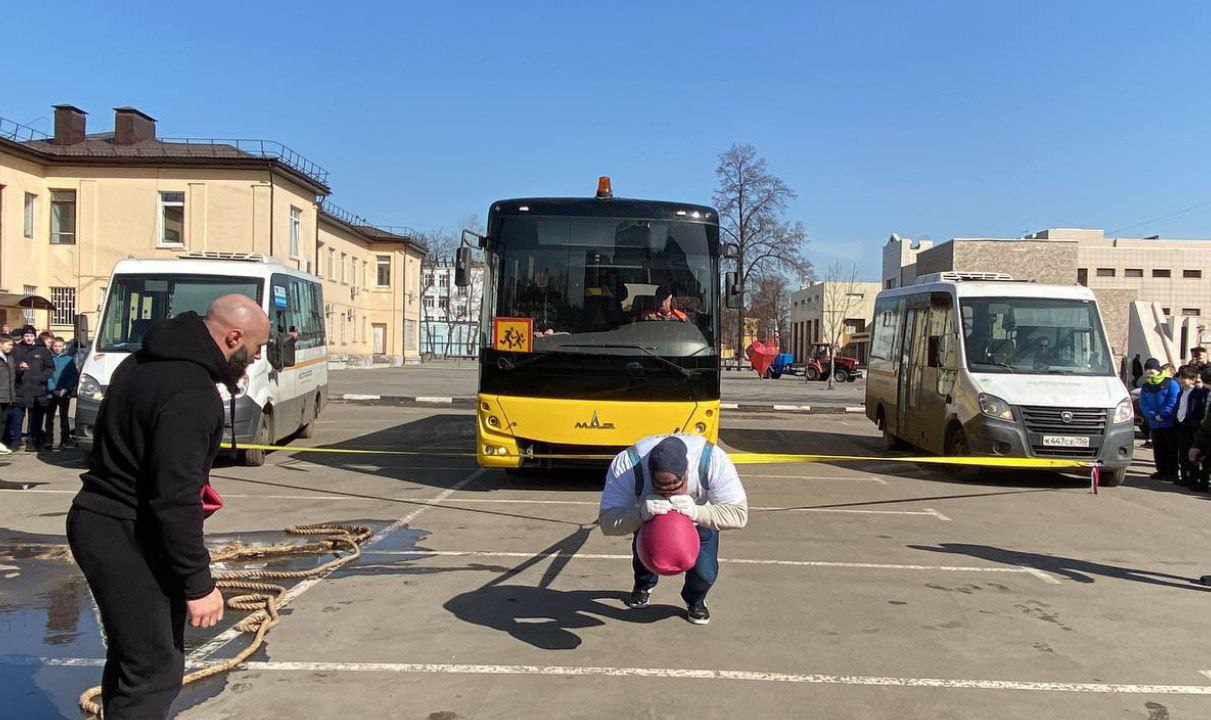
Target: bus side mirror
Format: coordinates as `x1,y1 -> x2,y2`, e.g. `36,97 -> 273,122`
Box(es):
461,228 -> 486,250
455,246 -> 471,287
73,313 -> 90,345
724,272 -> 743,310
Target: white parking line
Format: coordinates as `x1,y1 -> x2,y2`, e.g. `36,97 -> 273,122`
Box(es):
14,657 -> 1211,694
188,468 -> 487,662
362,549 -> 1058,582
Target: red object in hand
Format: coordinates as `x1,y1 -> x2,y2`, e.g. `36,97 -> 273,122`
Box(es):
746,340 -> 778,377
200,484 -> 224,518
636,511 -> 701,576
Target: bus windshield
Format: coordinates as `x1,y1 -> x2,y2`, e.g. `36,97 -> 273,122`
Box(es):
490,216 -> 718,357
97,274 -> 263,352
960,297 -> 1112,376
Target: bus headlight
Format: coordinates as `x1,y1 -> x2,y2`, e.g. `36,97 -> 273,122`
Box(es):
78,374 -> 105,403
1113,398 -> 1134,424
977,393 -> 1014,421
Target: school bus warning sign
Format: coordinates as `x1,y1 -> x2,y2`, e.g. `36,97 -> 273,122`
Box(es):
492,317 -> 533,353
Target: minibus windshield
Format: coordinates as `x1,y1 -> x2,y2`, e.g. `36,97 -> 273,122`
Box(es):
960,297 -> 1113,376
96,274 -> 262,352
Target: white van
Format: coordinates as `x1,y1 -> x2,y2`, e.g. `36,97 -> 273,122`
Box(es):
866,272 -> 1134,486
75,252 -> 328,466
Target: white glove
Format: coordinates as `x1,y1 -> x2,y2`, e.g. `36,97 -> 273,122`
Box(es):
640,497 -> 673,521
667,494 -> 699,522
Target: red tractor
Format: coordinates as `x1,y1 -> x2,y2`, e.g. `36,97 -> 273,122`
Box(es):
804,343 -> 860,382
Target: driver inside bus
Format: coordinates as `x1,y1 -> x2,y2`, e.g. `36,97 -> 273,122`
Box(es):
641,285 -> 687,322
518,269 -> 561,337
1020,334 -> 1056,369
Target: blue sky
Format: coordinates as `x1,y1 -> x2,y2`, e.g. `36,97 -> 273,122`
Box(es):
3,1 -> 1209,280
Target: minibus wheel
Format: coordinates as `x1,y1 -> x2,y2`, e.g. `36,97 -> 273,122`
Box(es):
946,426 -> 983,481
877,410 -> 904,450
1100,468 -> 1127,487
242,412 -> 272,467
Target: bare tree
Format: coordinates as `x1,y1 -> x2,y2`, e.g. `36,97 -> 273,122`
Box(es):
812,260 -> 864,389
747,273 -> 791,345
416,230 -> 458,361
713,144 -> 813,359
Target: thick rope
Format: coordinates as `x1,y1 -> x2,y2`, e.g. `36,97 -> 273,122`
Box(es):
79,522 -> 372,717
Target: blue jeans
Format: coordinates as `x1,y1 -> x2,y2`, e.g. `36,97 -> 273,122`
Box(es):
6,405 -> 25,448
632,525 -> 719,606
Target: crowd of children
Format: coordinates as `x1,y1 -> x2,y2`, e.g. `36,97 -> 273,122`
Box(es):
0,324 -> 80,454
1137,348 -> 1211,489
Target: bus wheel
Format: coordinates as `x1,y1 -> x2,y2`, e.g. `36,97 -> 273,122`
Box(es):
1100,468 -> 1127,487
297,394 -> 320,439
878,411 -> 905,450
242,412 -> 272,467
833,368 -> 849,383
946,427 -> 983,481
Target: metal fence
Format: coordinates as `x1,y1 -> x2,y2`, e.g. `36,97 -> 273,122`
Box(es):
0,116 -> 50,143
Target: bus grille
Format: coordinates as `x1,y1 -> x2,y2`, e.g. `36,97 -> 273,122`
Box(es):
1020,406 -> 1108,459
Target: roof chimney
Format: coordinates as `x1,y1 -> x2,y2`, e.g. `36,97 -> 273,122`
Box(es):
113,107 -> 156,145
52,104 -> 87,145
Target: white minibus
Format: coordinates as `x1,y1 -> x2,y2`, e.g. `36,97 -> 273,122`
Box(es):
75,252 -> 327,466
866,272 -> 1133,486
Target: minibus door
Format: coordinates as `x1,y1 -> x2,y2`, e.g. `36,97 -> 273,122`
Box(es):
897,297 -> 930,447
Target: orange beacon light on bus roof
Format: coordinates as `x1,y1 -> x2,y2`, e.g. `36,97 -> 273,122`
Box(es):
596,176 -> 613,199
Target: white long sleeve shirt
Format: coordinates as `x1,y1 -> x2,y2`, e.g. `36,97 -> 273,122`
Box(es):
598,434 -> 748,536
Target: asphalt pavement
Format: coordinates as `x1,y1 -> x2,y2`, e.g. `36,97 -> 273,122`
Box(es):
331,360 -> 867,411
2,404 -> 1210,718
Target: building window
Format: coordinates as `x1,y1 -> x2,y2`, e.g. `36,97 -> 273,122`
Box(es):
1096,268 -> 1115,277
424,296 -> 435,310
362,260 -> 368,289
1125,268 -> 1143,278
289,206 -> 301,258
376,255 -> 391,287
439,274 -> 449,289
340,253 -> 348,284
439,297 -> 449,311
23,192 -> 36,238
50,190 -> 76,244
1076,268 -> 1087,286
23,284 -> 37,295
1163,307 -> 1171,315
424,273 -> 434,287
1153,269 -> 1171,278
1183,308 -> 1201,317
50,287 -> 76,325
328,248 -> 336,280
1185,270 -> 1202,279
159,191 -> 185,246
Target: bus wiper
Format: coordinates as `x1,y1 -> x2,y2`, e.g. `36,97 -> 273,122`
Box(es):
1047,368 -> 1073,375
975,361 -> 1017,373
496,352 -> 554,372
557,344 -> 695,378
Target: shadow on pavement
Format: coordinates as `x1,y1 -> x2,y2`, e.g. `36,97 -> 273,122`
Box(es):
909,543 -> 1211,592
443,524 -> 679,649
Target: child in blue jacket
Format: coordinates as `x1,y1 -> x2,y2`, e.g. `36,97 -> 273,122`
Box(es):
1139,359 -> 1182,480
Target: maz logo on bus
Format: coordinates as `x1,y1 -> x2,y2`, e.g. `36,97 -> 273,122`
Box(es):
575,411 -> 616,430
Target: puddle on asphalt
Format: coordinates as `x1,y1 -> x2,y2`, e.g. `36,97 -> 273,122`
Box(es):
0,520 -> 431,717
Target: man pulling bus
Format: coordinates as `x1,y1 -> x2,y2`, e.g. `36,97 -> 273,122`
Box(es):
598,434 -> 747,625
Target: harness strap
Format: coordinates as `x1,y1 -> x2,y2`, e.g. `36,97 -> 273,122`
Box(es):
698,442 -> 714,495
627,447 -> 645,497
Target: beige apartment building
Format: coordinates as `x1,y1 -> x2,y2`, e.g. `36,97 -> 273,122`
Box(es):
789,280 -> 882,364
0,104 -> 424,363
883,228 -> 1211,366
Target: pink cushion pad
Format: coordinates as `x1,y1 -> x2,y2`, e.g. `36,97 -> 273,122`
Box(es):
636,511 -> 701,576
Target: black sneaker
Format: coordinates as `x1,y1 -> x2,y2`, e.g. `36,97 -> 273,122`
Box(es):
1198,576 -> 1211,587
686,604 -> 710,625
625,589 -> 650,609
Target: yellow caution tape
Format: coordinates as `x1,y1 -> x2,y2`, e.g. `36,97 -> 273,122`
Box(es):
220,443 -> 1092,469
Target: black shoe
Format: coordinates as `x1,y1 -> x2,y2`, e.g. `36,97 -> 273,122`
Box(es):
1198,576 -> 1211,587
686,604 -> 710,625
24,443 -> 36,453
625,589 -> 650,609
41,444 -> 53,452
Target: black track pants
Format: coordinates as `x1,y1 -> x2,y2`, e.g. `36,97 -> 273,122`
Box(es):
67,506 -> 186,720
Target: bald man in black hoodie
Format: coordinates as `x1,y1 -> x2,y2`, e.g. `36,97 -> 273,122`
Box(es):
67,295 -> 269,719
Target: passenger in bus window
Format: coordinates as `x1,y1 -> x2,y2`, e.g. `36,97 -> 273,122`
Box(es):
641,285 -> 687,322
518,269 -> 561,336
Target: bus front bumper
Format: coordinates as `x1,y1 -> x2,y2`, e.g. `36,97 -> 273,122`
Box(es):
476,394 -> 721,468
74,395 -> 264,452
962,414 -> 1134,471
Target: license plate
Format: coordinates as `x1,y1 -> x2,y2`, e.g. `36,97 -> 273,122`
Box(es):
1042,435 -> 1090,448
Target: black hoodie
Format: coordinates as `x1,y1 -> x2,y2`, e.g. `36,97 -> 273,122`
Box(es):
72,312 -> 234,600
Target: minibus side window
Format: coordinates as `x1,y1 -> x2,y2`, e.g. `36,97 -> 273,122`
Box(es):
929,293 -> 957,395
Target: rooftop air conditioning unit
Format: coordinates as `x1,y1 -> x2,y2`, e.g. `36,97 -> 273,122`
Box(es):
914,271 -> 1014,285
181,251 -> 268,263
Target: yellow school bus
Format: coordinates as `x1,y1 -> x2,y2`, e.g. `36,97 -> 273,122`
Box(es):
459,179 -> 724,468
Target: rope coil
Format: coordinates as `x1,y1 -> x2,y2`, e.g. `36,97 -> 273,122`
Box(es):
79,522 -> 371,717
